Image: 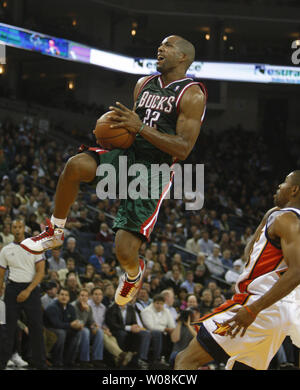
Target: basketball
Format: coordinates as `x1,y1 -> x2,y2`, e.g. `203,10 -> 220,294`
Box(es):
93,111 -> 136,150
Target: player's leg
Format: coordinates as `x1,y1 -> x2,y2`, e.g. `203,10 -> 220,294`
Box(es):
20,153 -> 97,254
174,337 -> 214,370
114,229 -> 147,305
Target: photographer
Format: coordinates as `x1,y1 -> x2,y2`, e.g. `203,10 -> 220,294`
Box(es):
169,308 -> 199,367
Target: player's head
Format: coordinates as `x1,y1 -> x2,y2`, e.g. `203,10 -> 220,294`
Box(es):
157,35 -> 195,74
274,170 -> 300,207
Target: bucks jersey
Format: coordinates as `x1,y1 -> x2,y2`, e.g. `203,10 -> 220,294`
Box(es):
133,74 -> 207,164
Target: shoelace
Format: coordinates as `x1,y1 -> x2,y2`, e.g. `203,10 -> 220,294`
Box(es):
120,281 -> 135,297
32,219 -> 54,242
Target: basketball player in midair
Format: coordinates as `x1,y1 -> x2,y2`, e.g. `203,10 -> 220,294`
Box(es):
21,35 -> 207,305
175,171 -> 300,370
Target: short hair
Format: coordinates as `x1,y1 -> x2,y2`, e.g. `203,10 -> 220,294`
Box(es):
153,294 -> 165,303
91,287 -> 103,295
58,287 -> 70,295
174,36 -> 195,69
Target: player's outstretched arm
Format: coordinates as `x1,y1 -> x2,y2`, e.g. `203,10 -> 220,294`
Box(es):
109,84 -> 206,160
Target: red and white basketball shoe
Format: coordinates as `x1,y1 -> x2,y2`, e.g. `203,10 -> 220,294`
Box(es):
20,219 -> 64,254
115,258 -> 146,306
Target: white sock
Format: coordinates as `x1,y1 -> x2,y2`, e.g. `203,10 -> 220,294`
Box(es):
50,215 -> 67,229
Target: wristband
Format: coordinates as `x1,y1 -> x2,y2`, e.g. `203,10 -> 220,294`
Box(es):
244,305 -> 256,320
138,123 -> 145,134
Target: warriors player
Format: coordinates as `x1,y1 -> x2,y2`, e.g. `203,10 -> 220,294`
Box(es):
175,171 -> 300,370
21,35 -> 207,305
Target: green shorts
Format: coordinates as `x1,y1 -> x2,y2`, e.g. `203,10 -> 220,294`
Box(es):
82,146 -> 174,241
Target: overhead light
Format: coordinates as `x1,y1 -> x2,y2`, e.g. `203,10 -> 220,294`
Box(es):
205,33 -> 210,40
72,19 -> 77,27
131,29 -> 136,36
295,39 -> 300,46
223,35 -> 228,41
68,80 -> 75,90
229,46 -> 234,50
0,64 -> 4,74
2,1 -> 7,8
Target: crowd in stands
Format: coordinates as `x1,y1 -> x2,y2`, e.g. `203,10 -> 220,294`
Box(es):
0,115 -> 299,370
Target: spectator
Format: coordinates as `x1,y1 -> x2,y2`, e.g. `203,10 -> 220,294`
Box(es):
157,253 -> 169,273
161,264 -> 184,296
105,302 -> 152,369
88,287 -> 134,368
198,230 -> 214,255
100,262 -> 115,281
57,257 -> 80,286
225,259 -> 244,284
96,222 -> 114,243
219,213 -> 230,232
47,248 -> 66,272
62,237 -> 87,273
221,249 -> 233,270
64,271 -> 81,303
79,264 -> 96,285
88,244 -> 105,273
0,222 -> 14,246
180,270 -> 195,294
43,288 -> 82,368
185,230 -> 201,254
102,283 -> 115,307
141,294 -> 175,364
135,287 -> 152,312
149,275 -> 163,298
161,289 -> 178,323
186,294 -> 198,309
169,307 -> 198,367
41,281 -> 58,310
241,226 -> 253,246
72,288 -> 106,368
205,245 -> 225,277
198,288 -> 213,315
177,287 -> 188,310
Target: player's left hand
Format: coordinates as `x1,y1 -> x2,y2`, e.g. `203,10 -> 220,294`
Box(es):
220,306 -> 257,338
109,102 -> 143,133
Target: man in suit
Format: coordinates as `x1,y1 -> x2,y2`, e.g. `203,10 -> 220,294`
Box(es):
105,302 -> 151,369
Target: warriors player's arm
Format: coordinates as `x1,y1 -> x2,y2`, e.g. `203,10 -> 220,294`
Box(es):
249,212 -> 300,315
244,207 -> 280,260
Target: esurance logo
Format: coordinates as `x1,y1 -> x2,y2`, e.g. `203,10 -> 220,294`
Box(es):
255,63 -> 300,84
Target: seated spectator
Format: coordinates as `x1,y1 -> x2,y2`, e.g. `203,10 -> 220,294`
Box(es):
100,262 -> 115,281
141,294 -> 175,364
105,302 -> 152,369
198,230 -> 214,255
102,283 -> 115,307
47,248 -> 66,272
149,275 -> 162,298
43,288 -> 82,368
221,249 -> 233,270
185,230 -> 201,254
96,222 -> 114,242
161,264 -> 184,297
225,259 -> 244,284
0,222 -> 14,246
169,307 -> 198,367
149,242 -> 159,262
79,264 -> 96,285
157,253 -> 169,273
88,287 -> 134,368
180,270 -> 195,294
26,213 -> 40,235
88,244 -> 105,273
144,248 -> 154,269
57,257 -> 80,286
62,237 -> 87,273
186,294 -> 198,309
219,213 -> 230,232
193,264 -> 210,285
198,289 -> 213,315
135,287 -> 152,312
41,281 -> 58,310
64,271 -> 81,303
161,289 -> 178,323
241,226 -> 253,246
177,287 -> 188,310
72,288 -> 106,368
205,245 -> 225,277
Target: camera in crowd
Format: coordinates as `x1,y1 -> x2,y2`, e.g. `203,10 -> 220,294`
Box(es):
178,308 -> 195,322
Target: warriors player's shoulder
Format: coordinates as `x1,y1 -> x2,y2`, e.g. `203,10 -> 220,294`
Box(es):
269,208 -> 300,237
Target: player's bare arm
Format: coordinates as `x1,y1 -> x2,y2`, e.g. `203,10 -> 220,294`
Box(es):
223,211 -> 300,338
109,84 -> 205,160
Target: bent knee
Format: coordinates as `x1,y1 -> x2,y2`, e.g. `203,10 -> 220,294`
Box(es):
115,230 -> 141,262
63,153 -> 97,183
